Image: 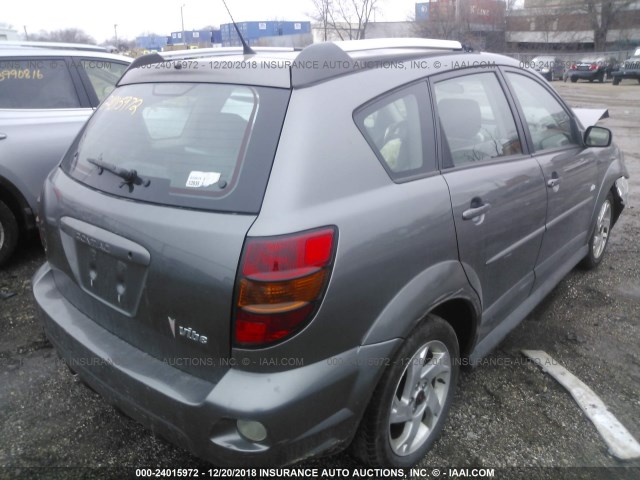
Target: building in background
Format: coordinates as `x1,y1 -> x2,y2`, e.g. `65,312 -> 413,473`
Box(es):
312,21 -> 418,43
167,29 -> 222,49
0,23 -> 20,41
163,29 -> 222,50
413,0 -> 507,50
221,21 -> 311,47
506,0 -> 640,51
365,22 -> 416,39
135,34 -> 169,52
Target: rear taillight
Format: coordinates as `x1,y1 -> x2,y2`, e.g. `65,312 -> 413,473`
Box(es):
570,64 -> 577,70
589,63 -> 598,71
234,227 -> 337,347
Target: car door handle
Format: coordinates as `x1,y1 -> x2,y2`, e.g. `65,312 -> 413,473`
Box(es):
462,203 -> 491,220
0,133 -> 7,140
547,178 -> 561,188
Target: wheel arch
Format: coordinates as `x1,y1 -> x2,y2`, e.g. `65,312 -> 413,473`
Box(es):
430,298 -> 478,358
362,260 -> 481,358
591,154 -> 628,231
0,175 -> 35,232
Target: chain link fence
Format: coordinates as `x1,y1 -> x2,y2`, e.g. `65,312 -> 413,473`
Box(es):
503,49 -> 637,65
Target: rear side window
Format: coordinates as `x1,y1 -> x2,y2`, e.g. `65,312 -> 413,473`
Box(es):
355,83 -> 434,180
0,58 -> 80,109
61,83 -> 290,214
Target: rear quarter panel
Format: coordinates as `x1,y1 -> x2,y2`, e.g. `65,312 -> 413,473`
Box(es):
244,67 -> 478,366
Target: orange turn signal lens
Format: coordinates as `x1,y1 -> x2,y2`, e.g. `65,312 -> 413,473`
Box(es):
238,269 -> 328,313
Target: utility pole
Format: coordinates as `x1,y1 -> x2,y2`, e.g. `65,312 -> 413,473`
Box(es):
23,25 -> 29,40
181,4 -> 186,46
114,24 -> 118,50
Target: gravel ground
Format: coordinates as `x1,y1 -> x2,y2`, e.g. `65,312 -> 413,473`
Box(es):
0,80 -> 639,480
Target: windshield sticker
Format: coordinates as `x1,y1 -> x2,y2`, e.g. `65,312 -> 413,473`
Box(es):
186,171 -> 221,188
0,69 -> 44,81
102,95 -> 144,115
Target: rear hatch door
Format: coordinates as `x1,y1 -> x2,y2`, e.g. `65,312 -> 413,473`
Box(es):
43,81 -> 290,381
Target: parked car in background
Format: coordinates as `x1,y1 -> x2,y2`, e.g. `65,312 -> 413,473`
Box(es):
33,39 -> 628,468
611,55 -> 640,85
0,46 -> 130,265
528,55 -> 565,81
566,57 -> 607,83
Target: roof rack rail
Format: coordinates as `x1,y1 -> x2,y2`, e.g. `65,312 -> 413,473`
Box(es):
291,38 -> 463,87
0,41 -> 108,52
121,46 -> 296,79
120,38 -> 466,89
161,46 -> 294,60
333,38 -> 463,52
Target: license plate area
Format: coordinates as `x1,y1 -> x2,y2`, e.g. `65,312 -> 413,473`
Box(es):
60,217 -> 150,316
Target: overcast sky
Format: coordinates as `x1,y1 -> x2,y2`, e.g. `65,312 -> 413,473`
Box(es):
3,0 -> 420,43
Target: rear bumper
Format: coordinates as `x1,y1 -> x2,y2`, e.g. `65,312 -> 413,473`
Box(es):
33,263 -> 399,466
568,70 -> 603,80
612,70 -> 640,79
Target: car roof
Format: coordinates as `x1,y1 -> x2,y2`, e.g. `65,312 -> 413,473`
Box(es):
120,38 -> 521,89
0,47 -> 131,63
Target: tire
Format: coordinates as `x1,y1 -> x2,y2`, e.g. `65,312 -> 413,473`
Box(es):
580,192 -> 614,270
0,199 -> 19,267
571,76 -> 578,83
613,77 -> 621,85
351,315 -> 459,467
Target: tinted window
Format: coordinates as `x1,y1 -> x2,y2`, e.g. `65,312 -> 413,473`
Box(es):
506,73 -> 579,152
434,72 -> 522,167
355,84 -> 432,178
0,58 -> 80,108
61,83 -> 290,214
77,59 -> 128,102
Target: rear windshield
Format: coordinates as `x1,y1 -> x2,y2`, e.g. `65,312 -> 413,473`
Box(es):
61,82 -> 290,213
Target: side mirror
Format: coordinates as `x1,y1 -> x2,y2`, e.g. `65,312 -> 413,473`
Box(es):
584,126 -> 612,147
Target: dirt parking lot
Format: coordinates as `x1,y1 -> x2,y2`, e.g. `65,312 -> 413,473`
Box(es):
1,80 -> 639,480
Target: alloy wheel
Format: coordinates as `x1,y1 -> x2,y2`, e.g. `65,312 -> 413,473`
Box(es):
388,340 -> 452,456
593,199 -> 612,259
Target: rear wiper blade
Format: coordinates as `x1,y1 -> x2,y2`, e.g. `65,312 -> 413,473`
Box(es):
87,157 -> 150,192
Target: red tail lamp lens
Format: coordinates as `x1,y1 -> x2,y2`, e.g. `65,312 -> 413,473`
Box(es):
234,227 -> 336,347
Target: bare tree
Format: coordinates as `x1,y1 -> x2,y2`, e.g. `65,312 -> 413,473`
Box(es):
310,0 -> 381,41
582,0 -> 635,51
537,14 -> 558,45
506,0 -> 521,13
347,0 -> 380,39
31,28 -> 96,45
104,36 -> 136,52
310,0 -> 332,41
413,0 -> 463,41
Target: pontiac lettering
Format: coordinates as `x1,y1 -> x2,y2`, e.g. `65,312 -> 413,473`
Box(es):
75,232 -> 111,254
